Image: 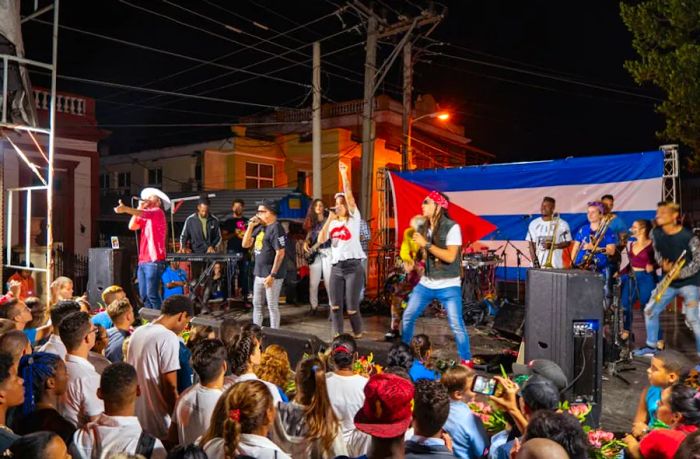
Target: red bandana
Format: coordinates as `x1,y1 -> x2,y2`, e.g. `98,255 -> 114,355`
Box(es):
427,191 -> 449,209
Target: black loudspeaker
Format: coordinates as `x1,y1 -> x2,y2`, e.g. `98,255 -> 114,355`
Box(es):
261,327 -> 326,369
88,248 -> 130,306
525,269 -> 604,425
493,301 -> 526,338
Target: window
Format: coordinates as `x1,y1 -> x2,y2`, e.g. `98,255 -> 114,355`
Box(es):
245,162 -> 274,189
147,168 -> 162,186
117,172 -> 131,189
99,173 -> 111,190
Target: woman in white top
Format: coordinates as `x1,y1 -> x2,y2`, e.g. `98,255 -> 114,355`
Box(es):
272,357 -> 347,459
325,334 -> 368,456
224,331 -> 283,405
200,380 -> 290,459
318,162 -> 367,338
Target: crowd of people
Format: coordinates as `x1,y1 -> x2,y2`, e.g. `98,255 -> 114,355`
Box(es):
2,273 -> 700,458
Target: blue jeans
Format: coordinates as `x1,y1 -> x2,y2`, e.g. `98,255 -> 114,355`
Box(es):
644,283 -> 700,353
138,262 -> 165,309
620,271 -> 655,332
402,284 -> 472,360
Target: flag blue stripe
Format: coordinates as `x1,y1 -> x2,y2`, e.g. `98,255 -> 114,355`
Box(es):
395,151 -> 664,191
481,210 -> 656,242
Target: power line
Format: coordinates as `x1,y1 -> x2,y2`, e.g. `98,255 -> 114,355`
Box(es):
29,70 -> 293,109
101,5 -> 346,101
421,47 -> 662,102
431,39 -> 649,93
30,17 -> 310,90
425,61 -> 655,107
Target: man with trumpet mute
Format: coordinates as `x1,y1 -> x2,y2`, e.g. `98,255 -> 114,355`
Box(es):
526,196 -> 572,269
634,202 -> 700,358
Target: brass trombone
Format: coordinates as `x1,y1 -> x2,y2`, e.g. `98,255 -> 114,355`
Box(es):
542,213 -> 560,269
575,214 -> 613,270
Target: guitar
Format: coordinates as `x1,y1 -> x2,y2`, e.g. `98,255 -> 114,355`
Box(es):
305,240 -> 326,265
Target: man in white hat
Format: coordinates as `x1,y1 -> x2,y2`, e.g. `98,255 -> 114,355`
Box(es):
114,188 -> 170,309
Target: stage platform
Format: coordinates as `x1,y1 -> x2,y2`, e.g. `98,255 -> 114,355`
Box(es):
163,298 -> 698,434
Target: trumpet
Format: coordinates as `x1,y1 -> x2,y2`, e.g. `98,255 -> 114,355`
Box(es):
653,250 -> 687,303
576,214 -> 612,270
542,213 -> 561,269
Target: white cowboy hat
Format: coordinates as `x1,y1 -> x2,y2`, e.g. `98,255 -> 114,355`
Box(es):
140,187 -> 171,211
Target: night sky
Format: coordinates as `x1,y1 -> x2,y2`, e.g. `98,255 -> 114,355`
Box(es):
21,0 -> 663,163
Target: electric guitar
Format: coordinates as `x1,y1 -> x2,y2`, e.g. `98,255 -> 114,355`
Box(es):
305,240 -> 326,265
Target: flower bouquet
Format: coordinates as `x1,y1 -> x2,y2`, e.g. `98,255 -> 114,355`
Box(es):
468,400 -> 507,434
559,401 -> 626,458
353,352 -> 383,377
586,429 -> 627,459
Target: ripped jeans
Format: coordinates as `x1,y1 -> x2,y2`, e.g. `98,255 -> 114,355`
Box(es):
644,283 -> 700,354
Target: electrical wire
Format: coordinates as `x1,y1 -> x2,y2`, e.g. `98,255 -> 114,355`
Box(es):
100,5 -> 347,101
421,47 -> 662,102
29,17 -> 310,90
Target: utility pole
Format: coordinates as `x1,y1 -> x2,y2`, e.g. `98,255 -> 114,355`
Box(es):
312,41 -> 322,199
402,41 -> 412,171
359,14 -> 378,219
353,0 -> 443,216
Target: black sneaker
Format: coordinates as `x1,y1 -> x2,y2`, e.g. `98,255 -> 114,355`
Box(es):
384,329 -> 400,341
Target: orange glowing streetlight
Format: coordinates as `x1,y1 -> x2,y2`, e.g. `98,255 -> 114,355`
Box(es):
404,111 -> 451,170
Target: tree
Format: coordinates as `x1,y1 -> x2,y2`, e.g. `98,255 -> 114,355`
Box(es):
620,0 -> 700,169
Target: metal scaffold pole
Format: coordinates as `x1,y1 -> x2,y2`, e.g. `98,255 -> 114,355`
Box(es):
46,0 -> 60,299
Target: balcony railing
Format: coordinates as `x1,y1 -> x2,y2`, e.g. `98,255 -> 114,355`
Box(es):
34,89 -> 86,116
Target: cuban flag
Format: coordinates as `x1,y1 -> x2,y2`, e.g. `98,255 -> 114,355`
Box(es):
388,151 -> 664,280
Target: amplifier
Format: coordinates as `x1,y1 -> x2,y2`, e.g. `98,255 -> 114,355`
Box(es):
525,269 -> 604,426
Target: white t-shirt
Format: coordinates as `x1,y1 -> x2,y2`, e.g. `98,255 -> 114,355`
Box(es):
326,373 -> 367,445
70,414 -> 167,459
39,334 -> 67,359
126,322 -> 180,440
526,216 -> 572,269
202,434 -> 291,459
420,224 -> 462,289
173,384 -> 223,446
59,354 -> 104,428
231,372 -> 283,406
329,211 -> 367,265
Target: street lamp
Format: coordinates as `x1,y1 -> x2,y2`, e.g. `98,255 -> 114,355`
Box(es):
404,111 -> 450,171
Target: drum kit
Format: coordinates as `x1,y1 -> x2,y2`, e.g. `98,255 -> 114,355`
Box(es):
461,249 -> 502,325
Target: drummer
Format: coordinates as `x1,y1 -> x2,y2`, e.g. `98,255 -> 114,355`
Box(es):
526,196 -> 572,269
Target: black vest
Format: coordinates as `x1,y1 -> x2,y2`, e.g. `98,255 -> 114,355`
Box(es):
425,216 -> 461,280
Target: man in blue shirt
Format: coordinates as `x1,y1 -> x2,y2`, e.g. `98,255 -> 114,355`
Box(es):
572,201 -> 617,272
161,261 -> 188,299
601,194 -> 629,246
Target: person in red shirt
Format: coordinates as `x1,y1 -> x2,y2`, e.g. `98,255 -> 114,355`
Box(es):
7,264 -> 34,301
624,384 -> 700,459
113,188 -> 170,310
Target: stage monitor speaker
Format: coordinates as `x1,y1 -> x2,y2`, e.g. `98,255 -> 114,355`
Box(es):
261,327 -> 326,368
525,269 -> 604,425
493,301 -> 526,339
88,248 -> 130,307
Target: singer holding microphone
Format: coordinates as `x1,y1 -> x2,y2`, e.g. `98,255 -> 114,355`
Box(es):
318,162 -> 366,338
242,199 -> 287,329
113,188 -> 170,309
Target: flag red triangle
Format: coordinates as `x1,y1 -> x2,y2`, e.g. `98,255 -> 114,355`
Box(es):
390,174 -> 497,247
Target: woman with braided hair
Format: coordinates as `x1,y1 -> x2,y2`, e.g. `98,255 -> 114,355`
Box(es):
409,334 -> 439,382
402,190 -> 473,364
225,331 -> 283,405
200,379 -> 290,458
325,335 -> 368,456
12,352 -> 75,446
271,357 -> 346,458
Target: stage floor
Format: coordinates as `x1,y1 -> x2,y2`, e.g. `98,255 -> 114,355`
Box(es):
198,298 -> 698,434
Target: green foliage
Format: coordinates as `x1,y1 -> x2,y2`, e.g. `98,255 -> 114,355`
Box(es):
620,0 -> 700,168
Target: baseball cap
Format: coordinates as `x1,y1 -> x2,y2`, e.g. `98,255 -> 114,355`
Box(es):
354,373 -> 415,438
512,359 -> 568,391
258,199 -> 279,215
